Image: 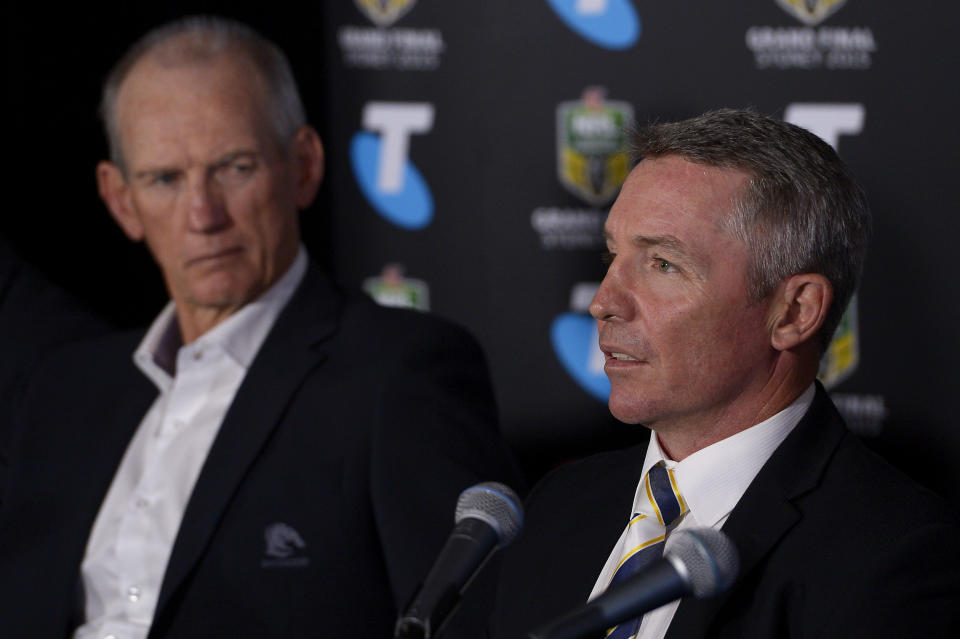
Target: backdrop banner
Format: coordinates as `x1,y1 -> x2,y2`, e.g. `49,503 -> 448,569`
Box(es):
6,1 -> 959,503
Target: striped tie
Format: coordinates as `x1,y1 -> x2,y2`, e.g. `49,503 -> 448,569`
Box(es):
605,463 -> 688,639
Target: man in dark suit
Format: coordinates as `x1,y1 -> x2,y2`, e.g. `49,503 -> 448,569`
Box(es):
0,17 -> 519,638
490,109 -> 960,638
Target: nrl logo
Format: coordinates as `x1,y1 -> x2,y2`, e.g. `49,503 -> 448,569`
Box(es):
818,294 -> 859,389
776,0 -> 847,26
354,0 -> 417,28
362,263 -> 430,311
556,87 -> 633,207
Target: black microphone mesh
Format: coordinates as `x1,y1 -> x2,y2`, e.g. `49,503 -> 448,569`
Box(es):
665,528 -> 739,598
454,482 -> 523,544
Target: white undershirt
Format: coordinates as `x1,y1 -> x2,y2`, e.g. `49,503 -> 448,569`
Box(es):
588,384 -> 816,639
74,248 -> 307,639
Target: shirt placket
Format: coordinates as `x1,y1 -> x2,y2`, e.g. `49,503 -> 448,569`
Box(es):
112,342 -> 212,624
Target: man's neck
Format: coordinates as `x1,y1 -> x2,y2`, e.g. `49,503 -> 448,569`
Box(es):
655,356 -> 817,461
171,247 -> 305,344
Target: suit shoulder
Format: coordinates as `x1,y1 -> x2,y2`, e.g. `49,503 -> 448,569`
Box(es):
35,328 -> 142,369
22,329 -> 146,401
524,443 -> 647,516
826,431 -> 960,525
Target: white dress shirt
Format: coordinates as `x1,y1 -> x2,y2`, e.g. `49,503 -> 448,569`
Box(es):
74,248 -> 307,639
588,384 -> 816,639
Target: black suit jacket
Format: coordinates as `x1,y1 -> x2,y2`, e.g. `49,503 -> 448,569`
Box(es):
0,237 -> 108,467
491,385 -> 960,638
0,262 -> 521,638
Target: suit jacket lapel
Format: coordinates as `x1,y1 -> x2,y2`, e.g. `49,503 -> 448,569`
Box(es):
154,264 -> 341,617
573,443 -> 651,599
666,384 -> 847,638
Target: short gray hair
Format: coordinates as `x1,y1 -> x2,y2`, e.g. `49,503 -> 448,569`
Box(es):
631,108 -> 871,350
100,15 -> 307,171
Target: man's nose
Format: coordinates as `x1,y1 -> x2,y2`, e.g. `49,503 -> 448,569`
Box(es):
185,175 -> 230,233
590,263 -> 633,322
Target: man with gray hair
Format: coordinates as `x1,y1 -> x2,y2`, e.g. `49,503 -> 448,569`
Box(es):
0,16 -> 519,638
491,109 -> 960,638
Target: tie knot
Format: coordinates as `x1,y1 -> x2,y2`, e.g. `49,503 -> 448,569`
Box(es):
644,463 -> 687,526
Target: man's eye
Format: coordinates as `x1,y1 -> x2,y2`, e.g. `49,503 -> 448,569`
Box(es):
655,258 -> 678,273
231,161 -> 255,174
152,171 -> 179,186
215,159 -> 257,183
224,158 -> 256,176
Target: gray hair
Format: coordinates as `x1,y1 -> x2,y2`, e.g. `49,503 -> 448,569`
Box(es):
100,15 -> 307,171
630,108 -> 871,350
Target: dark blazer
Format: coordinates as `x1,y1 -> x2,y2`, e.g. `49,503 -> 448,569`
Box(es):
0,238 -> 108,466
0,262 -> 521,638
491,385 -> 960,638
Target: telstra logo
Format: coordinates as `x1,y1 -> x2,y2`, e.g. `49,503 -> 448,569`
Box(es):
350,102 -> 435,230
546,0 -> 640,50
550,283 -> 610,402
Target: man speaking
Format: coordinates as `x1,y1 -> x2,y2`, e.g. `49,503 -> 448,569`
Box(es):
491,109 -> 960,638
0,16 -> 519,638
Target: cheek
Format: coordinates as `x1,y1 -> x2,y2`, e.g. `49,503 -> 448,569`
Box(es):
137,219 -> 180,266
654,301 -> 748,372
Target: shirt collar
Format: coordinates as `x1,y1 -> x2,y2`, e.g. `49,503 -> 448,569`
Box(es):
638,383 -> 815,527
134,246 -> 308,392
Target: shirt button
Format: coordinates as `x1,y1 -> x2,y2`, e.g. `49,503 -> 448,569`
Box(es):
135,497 -> 149,509
128,585 -> 141,602
192,350 -> 203,361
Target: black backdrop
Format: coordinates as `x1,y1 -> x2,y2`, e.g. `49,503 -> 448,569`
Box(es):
5,1 -> 959,505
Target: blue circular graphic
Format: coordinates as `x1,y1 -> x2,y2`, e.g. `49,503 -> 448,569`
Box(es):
546,0 -> 640,50
350,131 -> 434,230
550,312 -> 611,402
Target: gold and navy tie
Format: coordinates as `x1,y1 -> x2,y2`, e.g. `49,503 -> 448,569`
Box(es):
605,463 -> 688,639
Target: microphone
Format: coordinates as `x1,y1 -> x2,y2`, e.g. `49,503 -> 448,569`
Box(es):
525,528 -> 739,639
395,481 -> 524,639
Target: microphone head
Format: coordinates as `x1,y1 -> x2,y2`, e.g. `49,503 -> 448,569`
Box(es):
455,482 -> 524,544
664,528 -> 739,598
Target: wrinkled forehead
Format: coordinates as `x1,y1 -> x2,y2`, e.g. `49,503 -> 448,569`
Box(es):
113,53 -> 276,156
118,47 -> 269,111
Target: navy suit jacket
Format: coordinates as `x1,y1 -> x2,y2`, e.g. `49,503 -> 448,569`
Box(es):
0,262 -> 521,638
490,385 -> 960,638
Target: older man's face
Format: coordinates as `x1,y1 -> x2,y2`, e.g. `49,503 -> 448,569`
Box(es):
100,53 -> 315,322
590,155 -> 776,438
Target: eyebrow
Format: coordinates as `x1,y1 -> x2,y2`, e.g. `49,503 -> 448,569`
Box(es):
603,230 -> 708,273
632,234 -> 687,253
211,149 -> 259,169
603,230 -> 687,252
132,149 -> 260,181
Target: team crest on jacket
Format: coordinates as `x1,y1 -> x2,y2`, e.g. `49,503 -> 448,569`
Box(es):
556,87 -> 633,207
262,522 -> 310,568
354,0 -> 417,27
776,0 -> 847,25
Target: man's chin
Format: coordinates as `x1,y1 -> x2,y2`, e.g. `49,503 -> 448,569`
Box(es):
607,397 -> 652,426
180,277 -> 261,311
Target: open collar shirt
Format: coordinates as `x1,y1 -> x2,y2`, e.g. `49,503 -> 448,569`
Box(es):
590,383 -> 815,639
75,248 -> 307,639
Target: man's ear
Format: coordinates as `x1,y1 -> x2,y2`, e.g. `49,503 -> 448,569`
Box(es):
96,160 -> 144,241
768,273 -> 833,351
291,125 -> 324,210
